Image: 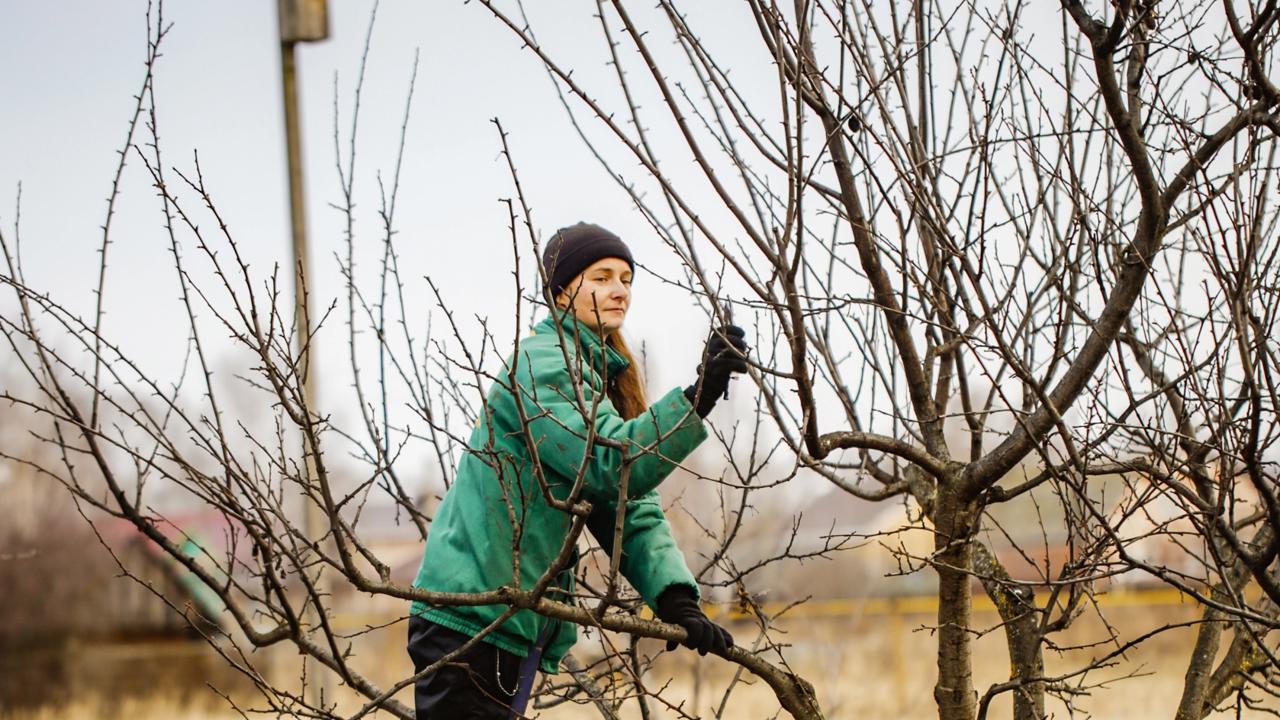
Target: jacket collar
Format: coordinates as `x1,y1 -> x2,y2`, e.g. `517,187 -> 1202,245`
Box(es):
534,310 -> 631,379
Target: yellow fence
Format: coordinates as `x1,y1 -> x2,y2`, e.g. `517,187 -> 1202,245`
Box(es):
704,585 -> 1192,620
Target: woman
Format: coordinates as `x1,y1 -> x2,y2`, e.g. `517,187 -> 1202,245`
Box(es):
407,222 -> 749,719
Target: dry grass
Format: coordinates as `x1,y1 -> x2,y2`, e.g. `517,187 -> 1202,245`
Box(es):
7,696 -> 241,720
9,596 -> 1277,719
544,599 -> 1241,719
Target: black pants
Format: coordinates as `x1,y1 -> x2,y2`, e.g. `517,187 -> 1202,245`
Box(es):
406,615 -> 527,720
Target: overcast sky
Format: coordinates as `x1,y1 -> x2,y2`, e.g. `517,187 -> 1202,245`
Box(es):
1,1 -> 788,494
1,4 -> 756,364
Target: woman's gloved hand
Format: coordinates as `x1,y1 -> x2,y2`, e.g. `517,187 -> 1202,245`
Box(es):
684,325 -> 750,417
655,584 -> 734,656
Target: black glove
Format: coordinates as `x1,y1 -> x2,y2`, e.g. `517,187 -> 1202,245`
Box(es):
683,325 -> 750,418
655,584 -> 733,656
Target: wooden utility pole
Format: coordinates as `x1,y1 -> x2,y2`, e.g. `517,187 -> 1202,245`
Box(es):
277,0 -> 328,712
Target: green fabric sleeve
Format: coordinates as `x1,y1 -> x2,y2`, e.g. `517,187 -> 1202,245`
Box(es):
513,352 -> 707,505
586,489 -> 699,609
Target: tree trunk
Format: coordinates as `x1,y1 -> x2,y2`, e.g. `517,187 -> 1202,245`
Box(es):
972,542 -> 1045,719
1180,525 -> 1277,718
1202,612 -> 1276,713
934,488 -> 978,720
1174,605 -> 1226,720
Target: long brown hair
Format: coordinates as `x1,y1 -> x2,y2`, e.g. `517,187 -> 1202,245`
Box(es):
605,333 -> 647,419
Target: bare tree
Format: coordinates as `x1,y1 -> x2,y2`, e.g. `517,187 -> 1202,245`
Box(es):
1,4 -> 822,719
4,1 -> 1280,720
472,1 -> 1280,719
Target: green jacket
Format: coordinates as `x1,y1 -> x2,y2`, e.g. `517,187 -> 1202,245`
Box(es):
410,311 -> 708,672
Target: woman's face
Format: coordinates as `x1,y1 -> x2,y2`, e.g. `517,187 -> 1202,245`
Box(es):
557,257 -> 633,335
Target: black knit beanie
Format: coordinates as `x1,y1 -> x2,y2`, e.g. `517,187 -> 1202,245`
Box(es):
541,222 -> 635,299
